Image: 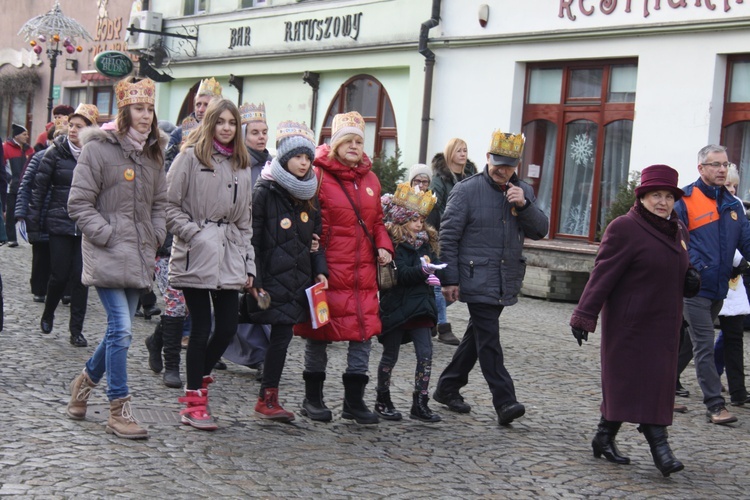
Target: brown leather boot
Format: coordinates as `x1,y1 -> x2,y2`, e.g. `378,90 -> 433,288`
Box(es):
437,323 -> 460,346
66,368 -> 97,420
106,396 -> 149,439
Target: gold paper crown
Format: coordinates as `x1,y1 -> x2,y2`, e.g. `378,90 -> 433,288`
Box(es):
331,111 -> 365,140
54,115 -> 69,132
239,102 -> 266,125
276,120 -> 314,143
392,182 -> 437,218
488,130 -> 525,159
197,77 -> 223,98
114,78 -> 156,108
179,116 -> 199,144
72,103 -> 100,125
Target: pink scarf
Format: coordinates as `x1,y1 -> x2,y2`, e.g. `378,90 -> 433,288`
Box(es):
124,127 -> 149,151
213,138 -> 234,157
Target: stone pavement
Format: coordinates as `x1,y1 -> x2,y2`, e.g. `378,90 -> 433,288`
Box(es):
1,241 -> 749,499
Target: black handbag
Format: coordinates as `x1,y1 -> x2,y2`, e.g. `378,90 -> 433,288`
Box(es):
332,176 -> 397,290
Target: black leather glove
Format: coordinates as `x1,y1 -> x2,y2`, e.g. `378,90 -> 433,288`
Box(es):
571,327 -> 588,346
683,267 -> 701,298
731,258 -> 749,279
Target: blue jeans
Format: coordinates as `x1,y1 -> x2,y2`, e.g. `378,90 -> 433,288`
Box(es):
434,286 -> 454,325
85,288 -> 140,401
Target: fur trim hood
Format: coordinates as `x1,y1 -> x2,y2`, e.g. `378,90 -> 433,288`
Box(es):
431,152 -> 477,183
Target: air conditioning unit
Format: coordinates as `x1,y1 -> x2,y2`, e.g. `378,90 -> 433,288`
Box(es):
127,11 -> 163,51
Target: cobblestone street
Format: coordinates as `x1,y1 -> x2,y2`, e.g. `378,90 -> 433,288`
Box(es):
1,242 -> 749,498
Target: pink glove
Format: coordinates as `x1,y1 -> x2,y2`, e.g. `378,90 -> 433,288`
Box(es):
426,274 -> 441,286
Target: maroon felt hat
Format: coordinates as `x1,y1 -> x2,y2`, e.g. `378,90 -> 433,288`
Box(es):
635,164 -> 684,200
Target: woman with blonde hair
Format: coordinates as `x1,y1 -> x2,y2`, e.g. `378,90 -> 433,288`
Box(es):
166,98 -> 255,430
295,111 -> 394,424
65,76 -> 167,439
428,137 -> 477,346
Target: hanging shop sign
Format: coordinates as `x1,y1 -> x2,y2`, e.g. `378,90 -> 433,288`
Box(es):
94,50 -> 134,78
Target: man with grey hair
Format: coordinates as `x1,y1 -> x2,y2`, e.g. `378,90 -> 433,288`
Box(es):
674,144 -> 750,425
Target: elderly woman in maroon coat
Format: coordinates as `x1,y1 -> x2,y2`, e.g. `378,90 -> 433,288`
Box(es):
570,164 -> 701,478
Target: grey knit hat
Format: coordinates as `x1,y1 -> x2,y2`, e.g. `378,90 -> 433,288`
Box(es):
276,121 -> 316,168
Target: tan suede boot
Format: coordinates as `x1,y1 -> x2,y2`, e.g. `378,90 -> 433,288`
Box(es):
66,368 -> 97,420
106,396 -> 149,439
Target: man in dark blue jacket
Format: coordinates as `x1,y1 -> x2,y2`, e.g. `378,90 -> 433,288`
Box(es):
674,144 -> 750,425
432,130 -> 549,426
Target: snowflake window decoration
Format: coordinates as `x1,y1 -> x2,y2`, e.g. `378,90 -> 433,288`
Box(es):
569,133 -> 594,166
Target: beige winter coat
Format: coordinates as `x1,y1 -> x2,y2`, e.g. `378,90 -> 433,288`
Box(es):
166,147 -> 255,290
68,128 -> 168,289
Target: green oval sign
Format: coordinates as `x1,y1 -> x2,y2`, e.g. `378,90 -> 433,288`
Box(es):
94,51 -> 134,78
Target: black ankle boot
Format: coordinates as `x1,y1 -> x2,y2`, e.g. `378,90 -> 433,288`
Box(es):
592,416 -> 630,465
301,371 -> 332,422
410,391 -> 441,422
160,316 -> 184,388
638,424 -> 684,477
374,389 -> 402,421
342,373 -> 379,424
145,322 -> 164,373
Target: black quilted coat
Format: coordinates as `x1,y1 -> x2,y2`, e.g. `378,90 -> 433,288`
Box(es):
27,136 -> 79,237
249,178 -> 328,325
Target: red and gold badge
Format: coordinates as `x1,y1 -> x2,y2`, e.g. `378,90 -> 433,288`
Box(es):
365,187 -> 374,197
300,212 -> 309,223
280,218 -> 292,229
124,168 -> 135,181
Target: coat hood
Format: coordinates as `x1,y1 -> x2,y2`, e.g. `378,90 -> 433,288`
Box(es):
431,152 -> 477,183
313,143 -> 373,181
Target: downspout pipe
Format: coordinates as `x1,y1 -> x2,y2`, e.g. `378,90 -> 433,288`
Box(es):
418,0 -> 441,163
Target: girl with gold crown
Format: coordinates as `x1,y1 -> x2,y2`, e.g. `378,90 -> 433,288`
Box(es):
65,76 -> 167,440
166,98 -> 254,431
374,184 -> 442,423
246,120 -> 328,422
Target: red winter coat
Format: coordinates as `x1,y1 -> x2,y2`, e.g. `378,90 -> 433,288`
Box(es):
294,144 -> 393,342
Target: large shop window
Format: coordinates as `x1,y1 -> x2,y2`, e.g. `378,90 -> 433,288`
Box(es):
723,55 -> 750,204
320,75 -> 398,160
521,61 -> 637,242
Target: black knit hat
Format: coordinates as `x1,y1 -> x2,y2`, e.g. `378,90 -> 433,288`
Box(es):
11,123 -> 27,138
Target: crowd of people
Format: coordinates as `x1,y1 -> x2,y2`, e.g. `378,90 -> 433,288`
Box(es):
1,74 -> 748,479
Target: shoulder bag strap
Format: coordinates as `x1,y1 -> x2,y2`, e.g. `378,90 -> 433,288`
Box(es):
331,175 -> 379,260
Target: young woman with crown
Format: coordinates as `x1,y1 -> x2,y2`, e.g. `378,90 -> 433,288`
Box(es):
65,76 -> 167,439
294,111 -> 394,424
166,98 -> 254,431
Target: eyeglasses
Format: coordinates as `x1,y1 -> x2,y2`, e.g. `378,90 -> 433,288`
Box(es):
701,162 -> 730,168
412,179 -> 431,186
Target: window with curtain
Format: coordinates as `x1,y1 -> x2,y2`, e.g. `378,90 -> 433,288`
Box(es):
521,60 -> 637,242
723,56 -> 750,203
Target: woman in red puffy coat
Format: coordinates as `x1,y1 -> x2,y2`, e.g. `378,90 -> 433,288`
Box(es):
295,111 -> 394,424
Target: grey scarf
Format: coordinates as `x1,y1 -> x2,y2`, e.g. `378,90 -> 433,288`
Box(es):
269,157 -> 318,201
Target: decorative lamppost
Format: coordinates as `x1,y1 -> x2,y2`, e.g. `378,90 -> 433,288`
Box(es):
18,0 -> 92,122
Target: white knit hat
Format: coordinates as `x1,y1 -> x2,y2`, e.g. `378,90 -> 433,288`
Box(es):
408,163 -> 432,184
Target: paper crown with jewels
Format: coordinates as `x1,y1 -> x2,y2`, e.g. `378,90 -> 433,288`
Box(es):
54,115 -> 69,132
196,77 -> 223,98
239,102 -> 266,125
488,130 -> 525,167
331,111 -> 365,142
71,103 -> 100,125
114,77 -> 156,108
179,116 -> 199,143
276,120 -> 314,143
391,182 -> 437,218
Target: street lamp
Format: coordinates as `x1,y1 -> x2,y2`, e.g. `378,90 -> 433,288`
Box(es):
18,0 -> 92,122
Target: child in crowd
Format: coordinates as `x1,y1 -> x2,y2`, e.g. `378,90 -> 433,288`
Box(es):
374,183 -> 442,422
248,120 -> 328,422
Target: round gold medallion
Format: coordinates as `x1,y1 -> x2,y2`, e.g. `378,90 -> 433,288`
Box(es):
300,212 -> 309,223
366,187 -> 374,197
280,218 -> 292,229
124,168 -> 135,181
